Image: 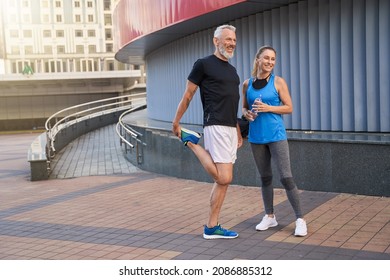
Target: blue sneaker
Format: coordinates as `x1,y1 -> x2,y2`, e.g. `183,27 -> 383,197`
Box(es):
181,127 -> 201,146
203,224 -> 239,239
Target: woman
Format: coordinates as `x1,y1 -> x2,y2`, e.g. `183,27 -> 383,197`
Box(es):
242,46 -> 307,237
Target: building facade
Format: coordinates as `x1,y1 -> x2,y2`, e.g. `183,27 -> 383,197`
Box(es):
0,0 -> 132,75
0,0 -> 144,130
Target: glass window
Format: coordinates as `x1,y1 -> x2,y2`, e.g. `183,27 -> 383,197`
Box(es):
88,45 -> 96,53
10,30 -> 19,38
44,46 -> 52,54
50,61 -> 56,72
41,0 -> 49,8
23,30 -> 32,37
44,61 -> 49,72
76,45 -> 84,54
18,61 -> 24,73
57,45 -> 65,54
43,30 -> 51,37
42,14 -> 50,23
88,30 -> 95,37
106,43 -> 113,52
75,60 -> 81,72
54,60 -> 62,72
24,46 -> 33,54
105,29 -> 112,40
12,62 -> 17,73
56,30 -> 64,37
104,1 -> 110,11
75,30 -> 83,37
108,61 -> 114,71
75,15 -> 81,22
104,15 -> 112,25
62,61 -> 67,72
11,46 -> 20,55
88,15 -> 93,22
81,59 -> 93,71
94,60 -> 98,72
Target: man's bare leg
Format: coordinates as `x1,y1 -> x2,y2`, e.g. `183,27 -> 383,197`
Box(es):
187,142 -> 218,181
186,143 -> 234,229
207,163 -> 233,227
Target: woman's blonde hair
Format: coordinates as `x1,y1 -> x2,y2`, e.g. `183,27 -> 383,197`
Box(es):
251,46 -> 276,77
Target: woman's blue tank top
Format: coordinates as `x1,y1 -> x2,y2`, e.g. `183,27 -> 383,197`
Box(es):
246,74 -> 287,144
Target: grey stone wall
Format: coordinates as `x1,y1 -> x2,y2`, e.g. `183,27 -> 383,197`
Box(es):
123,125 -> 390,197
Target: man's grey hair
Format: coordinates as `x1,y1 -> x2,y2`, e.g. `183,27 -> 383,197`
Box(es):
214,24 -> 236,38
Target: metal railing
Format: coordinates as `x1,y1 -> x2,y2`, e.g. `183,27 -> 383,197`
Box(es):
116,106 -> 147,164
45,92 -> 146,159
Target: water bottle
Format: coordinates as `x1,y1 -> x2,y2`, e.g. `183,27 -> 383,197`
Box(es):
251,94 -> 262,117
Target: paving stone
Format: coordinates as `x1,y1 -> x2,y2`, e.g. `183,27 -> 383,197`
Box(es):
0,129 -> 388,261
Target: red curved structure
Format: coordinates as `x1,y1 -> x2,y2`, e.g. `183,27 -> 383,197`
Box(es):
114,0 -> 243,46
113,0 -> 284,64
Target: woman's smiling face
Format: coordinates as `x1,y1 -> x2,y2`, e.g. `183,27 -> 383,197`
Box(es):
257,49 -> 276,73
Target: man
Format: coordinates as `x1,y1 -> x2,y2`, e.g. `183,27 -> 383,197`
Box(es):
172,25 -> 242,239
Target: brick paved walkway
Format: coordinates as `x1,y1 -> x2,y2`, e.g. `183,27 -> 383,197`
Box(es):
0,127 -> 389,260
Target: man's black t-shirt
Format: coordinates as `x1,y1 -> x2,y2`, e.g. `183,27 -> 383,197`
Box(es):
188,55 -> 240,127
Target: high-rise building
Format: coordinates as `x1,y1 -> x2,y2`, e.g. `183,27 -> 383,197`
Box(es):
0,0 -> 132,75
0,0 -> 144,131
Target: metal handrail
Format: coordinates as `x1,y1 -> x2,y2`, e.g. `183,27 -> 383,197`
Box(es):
116,104 -> 147,164
45,92 -> 146,131
116,106 -> 143,148
116,106 -> 147,146
45,93 -> 146,158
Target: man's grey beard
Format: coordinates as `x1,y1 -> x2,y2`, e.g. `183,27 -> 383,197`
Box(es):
218,45 -> 234,60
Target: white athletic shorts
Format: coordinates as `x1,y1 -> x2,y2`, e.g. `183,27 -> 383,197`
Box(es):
203,125 -> 238,164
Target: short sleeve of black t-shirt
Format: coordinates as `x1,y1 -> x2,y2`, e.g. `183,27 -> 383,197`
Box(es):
187,55 -> 240,127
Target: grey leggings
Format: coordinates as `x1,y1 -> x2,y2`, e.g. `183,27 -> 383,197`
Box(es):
250,140 -> 303,219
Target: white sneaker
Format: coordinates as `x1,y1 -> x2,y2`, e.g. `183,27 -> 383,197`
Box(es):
256,215 -> 278,231
294,218 -> 307,237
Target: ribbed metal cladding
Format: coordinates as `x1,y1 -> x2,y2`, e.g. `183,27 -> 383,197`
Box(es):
145,0 -> 390,132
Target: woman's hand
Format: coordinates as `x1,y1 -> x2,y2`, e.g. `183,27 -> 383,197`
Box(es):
253,100 -> 271,113
244,108 -> 257,121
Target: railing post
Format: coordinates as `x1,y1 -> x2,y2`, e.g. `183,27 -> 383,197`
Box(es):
136,142 -> 143,164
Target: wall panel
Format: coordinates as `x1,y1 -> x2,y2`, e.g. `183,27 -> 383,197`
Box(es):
340,0 -> 354,131
297,1 -> 310,130
146,0 -> 389,132
379,0 -> 390,132
329,0 -> 342,131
